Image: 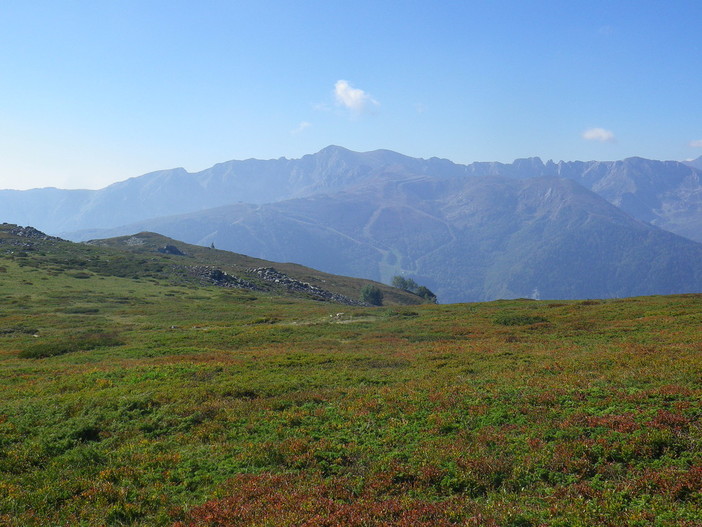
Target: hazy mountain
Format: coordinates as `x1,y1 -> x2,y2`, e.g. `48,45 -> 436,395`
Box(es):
3,146 -> 701,243
0,146 -> 469,235
683,155 -> 702,171
456,156 -> 702,243
549,157 -> 702,243
77,175 -> 702,303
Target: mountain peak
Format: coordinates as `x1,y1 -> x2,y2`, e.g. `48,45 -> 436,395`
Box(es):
316,145 -> 355,156
513,156 -> 544,166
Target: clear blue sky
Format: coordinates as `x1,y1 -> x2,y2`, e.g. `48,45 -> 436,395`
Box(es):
2,0 -> 701,189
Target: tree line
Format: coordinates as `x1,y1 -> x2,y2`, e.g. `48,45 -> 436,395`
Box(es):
359,276 -> 437,306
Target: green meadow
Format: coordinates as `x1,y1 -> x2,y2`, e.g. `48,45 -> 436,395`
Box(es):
1,228 -> 701,526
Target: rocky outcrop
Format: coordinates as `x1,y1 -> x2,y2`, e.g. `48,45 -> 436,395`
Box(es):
0,224 -> 63,253
185,265 -> 262,290
182,265 -> 363,305
158,244 -> 187,256
4,224 -> 62,241
247,267 -> 364,306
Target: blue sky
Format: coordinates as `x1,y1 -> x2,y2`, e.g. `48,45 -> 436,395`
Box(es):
1,0 -> 701,189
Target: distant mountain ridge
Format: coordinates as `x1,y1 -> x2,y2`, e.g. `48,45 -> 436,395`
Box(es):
0,147 -> 470,234
2,146 -> 701,243
3,146 -> 702,302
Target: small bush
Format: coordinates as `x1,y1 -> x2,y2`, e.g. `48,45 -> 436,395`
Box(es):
415,285 -> 437,303
360,285 -> 384,306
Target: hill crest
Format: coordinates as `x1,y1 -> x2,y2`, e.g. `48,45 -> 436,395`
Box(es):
0,224 -> 426,306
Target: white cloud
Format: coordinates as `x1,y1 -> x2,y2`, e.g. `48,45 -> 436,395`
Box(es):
582,127 -> 616,142
334,80 -> 379,115
291,121 -> 311,135
689,139 -> 702,148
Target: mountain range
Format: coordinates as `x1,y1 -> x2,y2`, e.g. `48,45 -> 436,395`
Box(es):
3,146 -> 702,302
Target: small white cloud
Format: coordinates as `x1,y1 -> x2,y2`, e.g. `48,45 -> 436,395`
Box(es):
334,80 -> 379,115
689,139 -> 702,148
291,121 -> 312,135
582,127 -> 616,142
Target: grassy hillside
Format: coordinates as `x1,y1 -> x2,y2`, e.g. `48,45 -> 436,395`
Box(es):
1,225 -> 701,525
0,225 -> 424,307
86,230 -> 426,306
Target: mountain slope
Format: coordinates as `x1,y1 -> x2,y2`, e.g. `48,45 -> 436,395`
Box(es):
551,157 -> 702,242
460,156 -> 702,242
683,155 -> 702,171
73,176 -> 702,303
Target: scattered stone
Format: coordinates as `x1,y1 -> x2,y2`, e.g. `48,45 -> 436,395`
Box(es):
124,236 -> 145,246
7,225 -> 61,241
247,267 -> 365,306
185,265 -> 262,291
158,245 -> 187,256
0,224 -> 63,251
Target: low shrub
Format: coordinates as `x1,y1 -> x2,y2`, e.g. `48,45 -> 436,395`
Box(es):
360,284 -> 384,306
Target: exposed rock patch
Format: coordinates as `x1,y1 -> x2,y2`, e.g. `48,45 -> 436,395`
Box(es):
158,244 -> 187,256
247,267 -> 365,306
124,236 -> 145,246
0,224 -> 63,252
185,265 -> 262,291
4,224 -> 62,241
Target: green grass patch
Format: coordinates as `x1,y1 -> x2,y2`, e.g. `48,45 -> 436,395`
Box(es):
18,331 -> 125,358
